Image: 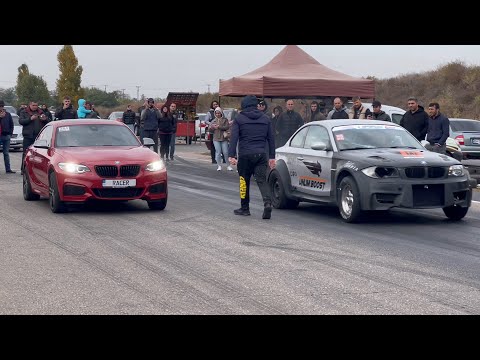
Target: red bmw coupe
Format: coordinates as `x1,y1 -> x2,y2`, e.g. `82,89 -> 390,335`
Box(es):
23,119 -> 167,213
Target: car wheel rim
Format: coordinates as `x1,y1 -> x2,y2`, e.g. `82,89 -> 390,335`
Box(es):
272,179 -> 280,201
341,184 -> 353,216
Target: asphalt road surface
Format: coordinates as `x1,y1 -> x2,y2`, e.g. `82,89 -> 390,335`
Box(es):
1,144 -> 479,314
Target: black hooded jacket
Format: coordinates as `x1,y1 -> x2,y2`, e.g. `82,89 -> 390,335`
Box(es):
400,105 -> 429,141
228,107 -> 275,159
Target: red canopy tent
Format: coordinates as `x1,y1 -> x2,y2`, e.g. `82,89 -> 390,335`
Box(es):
219,45 -> 375,99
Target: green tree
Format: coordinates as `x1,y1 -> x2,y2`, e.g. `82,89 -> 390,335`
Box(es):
56,45 -> 84,105
0,87 -> 17,105
15,64 -> 51,106
83,87 -> 122,107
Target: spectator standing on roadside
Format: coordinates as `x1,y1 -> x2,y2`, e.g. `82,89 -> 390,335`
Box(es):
41,104 -> 53,122
158,105 -> 175,161
122,104 -> 136,132
141,98 -> 161,153
257,99 -> 271,118
205,100 -> 220,164
54,96 -> 78,120
77,99 -> 92,118
17,104 -> 27,116
168,102 -> 178,161
400,97 -> 429,142
305,101 -> 326,123
228,95 -> 276,219
20,101 -> 50,174
327,97 -> 349,119
425,102 -> 449,154
85,102 -> 100,119
209,107 -> 233,171
370,100 -> 391,121
271,105 -> 283,146
0,100 -> 16,173
348,96 -> 372,119
136,98 -> 149,139
275,99 -> 304,148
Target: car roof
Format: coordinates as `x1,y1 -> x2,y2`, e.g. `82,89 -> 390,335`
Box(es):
50,119 -> 125,126
307,119 -> 403,130
361,102 -> 406,113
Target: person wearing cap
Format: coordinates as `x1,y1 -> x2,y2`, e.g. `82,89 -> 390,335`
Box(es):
0,100 -> 16,173
228,95 -> 276,219
257,99 -> 271,119
140,98 -> 161,153
370,100 -> 391,121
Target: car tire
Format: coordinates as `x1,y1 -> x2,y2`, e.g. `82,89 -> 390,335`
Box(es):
148,198 -> 167,210
442,205 -> 468,221
338,176 -> 362,223
269,170 -> 299,209
23,171 -> 40,201
49,172 -> 67,213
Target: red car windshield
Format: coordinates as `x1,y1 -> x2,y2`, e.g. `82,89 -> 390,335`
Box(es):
55,124 -> 141,147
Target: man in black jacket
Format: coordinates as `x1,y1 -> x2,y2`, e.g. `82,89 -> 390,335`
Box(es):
19,101 -> 50,174
54,96 -> 78,120
425,102 -> 449,154
228,95 -> 276,219
122,104 -> 136,132
400,97 -> 429,141
0,100 -> 16,173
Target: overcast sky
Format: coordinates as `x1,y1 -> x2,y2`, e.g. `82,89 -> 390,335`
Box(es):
1,45 -> 479,100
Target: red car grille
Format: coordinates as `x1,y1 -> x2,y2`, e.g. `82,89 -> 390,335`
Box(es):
94,165 -> 140,178
93,188 -> 144,198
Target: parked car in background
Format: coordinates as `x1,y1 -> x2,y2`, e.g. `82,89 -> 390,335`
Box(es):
348,102 -> 406,124
23,119 -> 168,213
194,113 -> 207,140
269,119 -> 474,222
107,111 -> 124,122
449,118 -> 480,182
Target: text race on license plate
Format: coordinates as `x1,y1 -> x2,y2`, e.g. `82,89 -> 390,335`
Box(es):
102,179 -> 136,188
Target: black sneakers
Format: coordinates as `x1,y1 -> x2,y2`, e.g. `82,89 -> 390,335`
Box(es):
234,208 -> 251,216
6,170 -> 16,174
262,203 -> 272,219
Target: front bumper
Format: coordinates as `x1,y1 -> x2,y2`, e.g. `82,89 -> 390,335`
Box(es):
358,176 -> 472,211
58,171 -> 167,203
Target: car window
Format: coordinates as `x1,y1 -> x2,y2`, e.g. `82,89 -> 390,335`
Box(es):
289,127 -> 309,148
450,120 -> 480,132
332,124 -> 422,150
55,124 -> 141,147
5,106 -> 17,114
391,113 -> 403,124
37,125 -> 54,146
304,125 -> 330,149
11,114 -> 20,126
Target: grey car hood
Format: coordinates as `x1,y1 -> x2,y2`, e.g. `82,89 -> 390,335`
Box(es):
338,148 -> 459,167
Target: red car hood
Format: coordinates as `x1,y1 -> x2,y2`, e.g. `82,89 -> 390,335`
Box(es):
54,146 -> 160,164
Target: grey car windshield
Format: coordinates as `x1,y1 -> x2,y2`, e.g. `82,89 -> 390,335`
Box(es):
451,120 -> 480,132
55,124 -> 141,147
332,124 -> 423,150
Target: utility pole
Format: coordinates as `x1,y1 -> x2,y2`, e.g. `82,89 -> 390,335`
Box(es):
136,86 -> 140,100
121,89 -> 125,99
207,84 -> 211,93
103,85 -> 107,92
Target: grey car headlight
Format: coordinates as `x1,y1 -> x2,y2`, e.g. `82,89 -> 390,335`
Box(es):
146,160 -> 165,172
58,162 -> 91,174
361,166 -> 399,179
448,164 -> 464,177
